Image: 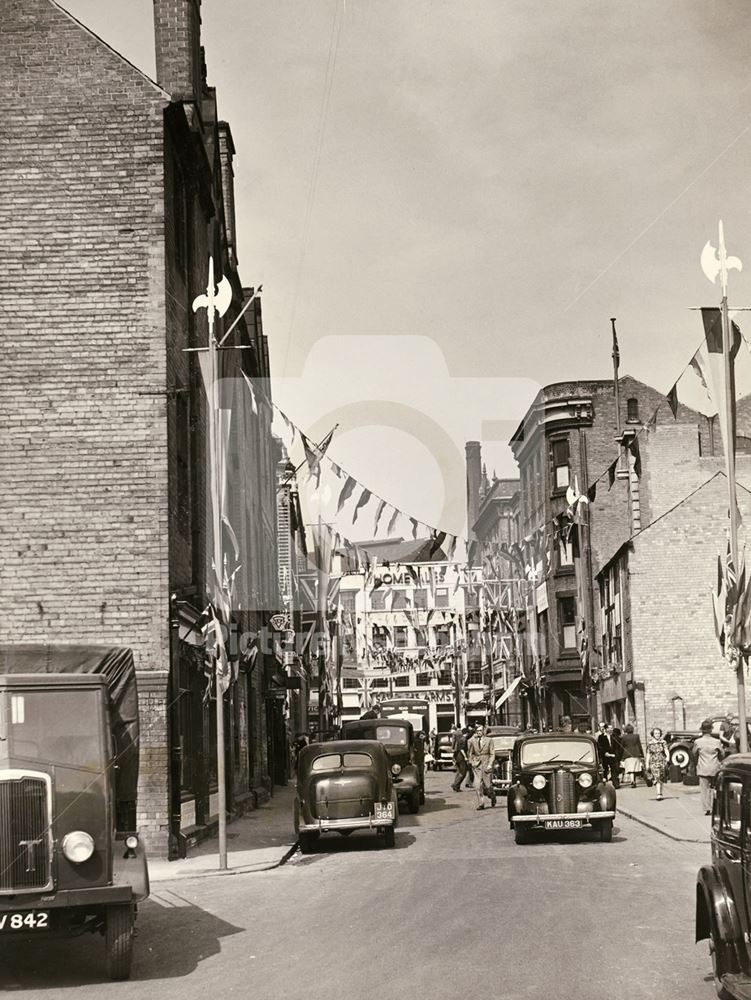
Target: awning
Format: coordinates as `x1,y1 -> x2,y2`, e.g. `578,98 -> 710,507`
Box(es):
495,675 -> 522,711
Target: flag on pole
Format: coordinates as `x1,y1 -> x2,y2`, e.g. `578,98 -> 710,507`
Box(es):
693,307 -> 742,462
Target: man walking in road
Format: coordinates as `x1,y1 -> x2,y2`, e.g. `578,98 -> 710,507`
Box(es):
451,728 -> 469,792
692,720 -> 722,815
468,723 -> 497,810
597,723 -> 618,785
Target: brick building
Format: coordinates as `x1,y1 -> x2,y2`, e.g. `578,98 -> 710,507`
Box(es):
1,0 -> 279,857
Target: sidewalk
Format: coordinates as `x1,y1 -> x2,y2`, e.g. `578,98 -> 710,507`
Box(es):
615,779 -> 711,843
148,782 -> 298,883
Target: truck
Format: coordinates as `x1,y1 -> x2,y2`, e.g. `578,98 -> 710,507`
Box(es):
0,644 -> 149,979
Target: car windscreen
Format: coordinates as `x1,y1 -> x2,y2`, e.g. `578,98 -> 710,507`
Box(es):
374,726 -> 408,746
0,690 -> 104,770
311,752 -> 374,770
520,740 -> 595,766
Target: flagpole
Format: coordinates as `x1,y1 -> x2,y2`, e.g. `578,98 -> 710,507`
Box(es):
611,318 -> 622,471
721,272 -> 748,752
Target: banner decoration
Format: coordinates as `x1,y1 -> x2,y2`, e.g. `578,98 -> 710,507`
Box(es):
351,487 -> 373,524
336,476 -> 357,515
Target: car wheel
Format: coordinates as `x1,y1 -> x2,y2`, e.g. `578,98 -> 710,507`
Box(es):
383,825 -> 396,848
299,832 -> 318,854
514,824 -> 529,845
599,819 -> 613,842
670,745 -> 691,770
104,904 -> 135,981
710,927 -> 741,1000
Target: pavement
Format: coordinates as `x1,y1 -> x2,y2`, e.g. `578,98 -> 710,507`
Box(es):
148,782 -> 298,882
614,776 -> 711,843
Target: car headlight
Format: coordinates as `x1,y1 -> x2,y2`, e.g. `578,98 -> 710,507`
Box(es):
125,835 -> 139,850
578,773 -> 594,788
391,764 -> 402,776
61,831 -> 95,863
532,774 -> 547,790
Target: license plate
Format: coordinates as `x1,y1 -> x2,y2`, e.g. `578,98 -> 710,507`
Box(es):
543,818 -> 582,830
0,911 -> 50,932
374,802 -> 394,820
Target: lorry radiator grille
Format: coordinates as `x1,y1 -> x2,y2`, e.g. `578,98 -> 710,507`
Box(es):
0,777 -> 50,892
550,770 -> 575,814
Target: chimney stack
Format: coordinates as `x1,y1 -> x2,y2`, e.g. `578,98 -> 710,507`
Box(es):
465,441 -> 482,544
153,0 -> 202,102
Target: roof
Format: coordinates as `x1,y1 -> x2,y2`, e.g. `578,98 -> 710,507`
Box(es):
342,718 -> 414,733
301,739 -> 387,756
515,732 -> 596,743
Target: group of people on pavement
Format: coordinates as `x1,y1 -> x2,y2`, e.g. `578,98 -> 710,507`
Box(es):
449,723 -> 497,810
596,722 -> 670,798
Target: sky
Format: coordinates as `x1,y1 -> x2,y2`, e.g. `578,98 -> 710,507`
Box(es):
61,0 -> 751,537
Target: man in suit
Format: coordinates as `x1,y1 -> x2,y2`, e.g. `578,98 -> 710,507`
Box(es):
597,723 -> 618,786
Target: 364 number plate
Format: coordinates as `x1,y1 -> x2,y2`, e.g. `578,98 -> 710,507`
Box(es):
374,802 -> 394,820
543,818 -> 582,830
0,912 -> 49,931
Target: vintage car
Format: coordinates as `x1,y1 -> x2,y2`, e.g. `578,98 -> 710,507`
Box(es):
670,719 -> 751,771
433,733 -> 455,771
486,725 -> 520,796
695,754 -> 751,999
341,718 -> 425,813
293,740 -> 398,853
507,733 -> 617,844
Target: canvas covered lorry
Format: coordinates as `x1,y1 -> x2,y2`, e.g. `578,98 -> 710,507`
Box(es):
0,645 -> 149,979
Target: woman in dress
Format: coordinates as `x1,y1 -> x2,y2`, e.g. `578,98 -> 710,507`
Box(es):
620,724 -> 645,788
645,726 -> 669,800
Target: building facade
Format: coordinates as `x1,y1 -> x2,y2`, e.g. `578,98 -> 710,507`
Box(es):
1,0 -> 279,857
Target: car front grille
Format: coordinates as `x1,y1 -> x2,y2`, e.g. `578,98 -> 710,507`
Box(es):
0,774 -> 52,893
549,769 -> 576,814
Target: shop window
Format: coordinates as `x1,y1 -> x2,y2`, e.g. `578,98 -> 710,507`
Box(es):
551,438 -> 570,492
558,596 -> 577,650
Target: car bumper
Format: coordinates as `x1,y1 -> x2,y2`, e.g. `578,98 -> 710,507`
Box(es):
299,816 -> 395,833
0,885 -> 137,910
511,810 -> 615,825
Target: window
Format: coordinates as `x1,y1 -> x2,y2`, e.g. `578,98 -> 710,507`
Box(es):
414,589 -> 428,610
370,590 -> 386,611
626,398 -> 640,423
537,609 -> 549,659
394,674 -> 409,687
392,591 -> 407,610
435,587 -> 449,609
414,627 -> 427,648
467,666 -> 483,685
551,438 -> 570,491
372,626 -> 387,650
342,676 -> 359,689
340,590 -> 357,613
558,596 -> 577,650
600,563 -> 623,671
437,667 -> 452,685
415,672 -> 430,686
371,676 -> 389,688
558,533 -> 574,568
435,626 -> 451,647
720,780 -> 743,837
394,626 -> 408,649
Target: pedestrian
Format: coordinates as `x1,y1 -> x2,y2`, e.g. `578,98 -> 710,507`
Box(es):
597,723 -> 618,784
719,714 -> 735,758
611,727 -> 624,788
620,724 -> 645,787
692,720 -> 722,815
467,722 -> 497,810
645,727 -> 670,800
462,726 -> 475,787
451,729 -> 469,792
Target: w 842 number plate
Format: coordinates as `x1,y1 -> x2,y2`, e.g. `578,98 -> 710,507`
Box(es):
0,912 -> 49,931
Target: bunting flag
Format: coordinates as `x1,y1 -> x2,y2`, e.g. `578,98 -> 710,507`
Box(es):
410,517 -> 419,540
445,535 -> 457,562
607,459 -> 617,490
386,507 -> 400,536
586,482 -> 597,503
352,487 -> 373,523
241,371 -> 258,416
690,355 -> 709,392
667,383 -> 679,418
628,436 -> 642,479
336,475 -> 357,514
429,530 -> 447,559
372,498 -> 387,535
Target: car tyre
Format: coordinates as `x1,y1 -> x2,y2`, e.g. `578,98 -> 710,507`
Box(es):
710,927 -> 741,1000
599,819 -> 613,842
299,832 -> 318,854
669,745 -> 691,770
383,825 -> 396,848
514,824 -> 529,845
104,904 -> 135,981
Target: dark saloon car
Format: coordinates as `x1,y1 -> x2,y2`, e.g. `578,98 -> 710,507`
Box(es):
695,754 -> 751,999
486,725 -> 520,796
507,733 -> 616,844
341,718 -> 425,813
433,733 -> 455,771
294,740 -> 398,853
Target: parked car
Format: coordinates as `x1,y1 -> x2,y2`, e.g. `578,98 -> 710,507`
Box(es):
668,719 -> 751,770
695,754 -> 751,999
507,732 -> 617,844
433,733 -> 455,771
342,718 -> 425,813
486,725 -> 520,796
293,740 -> 398,853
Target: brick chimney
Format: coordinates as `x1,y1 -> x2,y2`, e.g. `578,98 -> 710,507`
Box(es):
465,441 -> 482,543
153,0 -> 202,102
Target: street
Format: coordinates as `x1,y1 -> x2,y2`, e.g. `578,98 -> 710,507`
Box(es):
0,771 -> 713,1000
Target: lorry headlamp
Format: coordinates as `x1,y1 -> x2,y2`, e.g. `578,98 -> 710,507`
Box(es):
125,835 -> 139,851
532,774 -> 547,790
391,764 -> 402,776
578,773 -> 594,788
61,831 -> 95,863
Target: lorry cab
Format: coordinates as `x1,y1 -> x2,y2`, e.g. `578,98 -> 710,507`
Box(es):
0,645 -> 148,980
